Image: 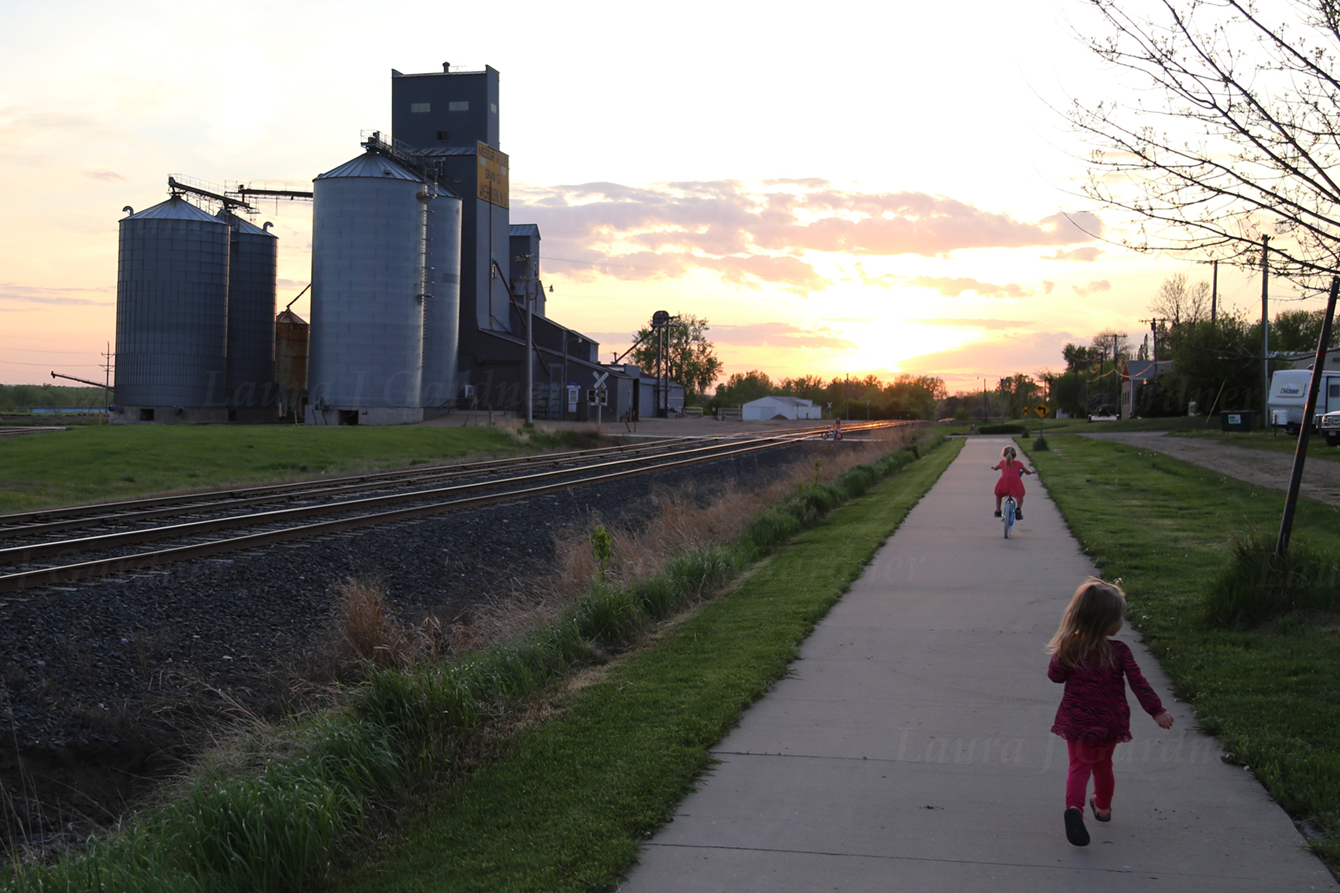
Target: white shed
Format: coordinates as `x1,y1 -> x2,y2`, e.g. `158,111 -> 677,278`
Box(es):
742,395 -> 823,420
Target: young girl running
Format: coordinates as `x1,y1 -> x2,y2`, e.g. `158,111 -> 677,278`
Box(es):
991,446 -> 1034,519
1047,578 -> 1174,847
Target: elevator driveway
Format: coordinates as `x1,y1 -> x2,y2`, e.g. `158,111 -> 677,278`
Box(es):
618,437 -> 1336,893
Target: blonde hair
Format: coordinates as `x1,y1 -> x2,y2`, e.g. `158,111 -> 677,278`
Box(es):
1001,446 -> 1017,461
1046,577 -> 1126,667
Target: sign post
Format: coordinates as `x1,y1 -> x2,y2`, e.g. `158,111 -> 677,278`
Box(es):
1034,402 -> 1050,440
593,370 -> 609,428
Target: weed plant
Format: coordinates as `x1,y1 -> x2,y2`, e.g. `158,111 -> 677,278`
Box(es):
1203,537 -> 1340,628
3,432 -> 945,893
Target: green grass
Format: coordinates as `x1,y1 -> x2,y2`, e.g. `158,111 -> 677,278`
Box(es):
0,425 -> 548,514
327,438 -> 962,893
1027,434 -> 1340,870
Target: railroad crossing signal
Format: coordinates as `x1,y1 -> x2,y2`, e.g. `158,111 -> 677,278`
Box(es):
1021,405 -> 1033,417
592,371 -> 609,388
1035,403 -> 1050,417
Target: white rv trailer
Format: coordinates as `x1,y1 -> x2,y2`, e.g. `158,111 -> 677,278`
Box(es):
1267,368 -> 1340,432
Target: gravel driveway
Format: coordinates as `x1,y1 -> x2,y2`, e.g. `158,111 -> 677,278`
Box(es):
1077,431 -> 1340,506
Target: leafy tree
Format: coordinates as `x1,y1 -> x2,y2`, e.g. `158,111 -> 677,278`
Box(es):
881,374 -> 945,420
1270,308 -> 1328,354
1072,0 -> 1340,285
711,370 -> 774,408
1155,314 -> 1267,415
629,313 -> 724,403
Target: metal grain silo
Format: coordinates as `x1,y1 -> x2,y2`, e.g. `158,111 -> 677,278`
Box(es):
219,211 -> 278,421
308,151 -> 426,425
421,187 -> 462,416
274,307 -> 309,422
114,196 -> 230,423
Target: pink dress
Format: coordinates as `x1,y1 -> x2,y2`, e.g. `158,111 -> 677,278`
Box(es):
994,458 -> 1027,500
1048,640 -> 1165,746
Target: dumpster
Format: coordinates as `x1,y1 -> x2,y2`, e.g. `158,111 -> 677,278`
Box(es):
1220,410 -> 1258,431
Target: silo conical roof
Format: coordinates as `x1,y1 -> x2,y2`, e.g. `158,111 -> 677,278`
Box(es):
122,195 -> 225,223
218,209 -> 276,237
316,151 -> 421,181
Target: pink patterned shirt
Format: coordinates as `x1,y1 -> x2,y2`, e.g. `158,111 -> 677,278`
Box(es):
1049,639 -> 1165,746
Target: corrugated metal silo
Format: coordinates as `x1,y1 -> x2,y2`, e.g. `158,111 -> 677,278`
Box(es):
274,308 -> 309,422
308,151 -> 426,425
421,188 -> 462,415
219,211 -> 278,421
114,196 -> 230,423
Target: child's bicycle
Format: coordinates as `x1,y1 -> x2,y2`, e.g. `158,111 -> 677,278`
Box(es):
1002,496 -> 1017,539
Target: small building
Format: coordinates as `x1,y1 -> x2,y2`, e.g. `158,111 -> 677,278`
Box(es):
1122,360 -> 1174,417
742,395 -> 822,421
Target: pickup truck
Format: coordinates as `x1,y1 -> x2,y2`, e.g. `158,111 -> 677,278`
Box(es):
1319,410 -> 1340,447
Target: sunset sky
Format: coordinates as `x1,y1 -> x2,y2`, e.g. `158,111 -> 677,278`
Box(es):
0,0 -> 1316,396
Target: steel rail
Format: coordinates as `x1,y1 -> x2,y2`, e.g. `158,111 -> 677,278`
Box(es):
0,431 -> 838,593
0,420 -> 898,538
0,437 -> 712,540
0,436 -> 696,530
0,429 -> 848,568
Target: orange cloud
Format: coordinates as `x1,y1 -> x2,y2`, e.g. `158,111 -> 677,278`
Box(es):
515,180 -> 1102,296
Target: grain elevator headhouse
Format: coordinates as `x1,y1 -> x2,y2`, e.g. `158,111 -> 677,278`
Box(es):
392,65 -> 513,347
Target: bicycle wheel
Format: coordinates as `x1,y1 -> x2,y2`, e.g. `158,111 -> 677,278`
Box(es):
1004,498 -> 1015,539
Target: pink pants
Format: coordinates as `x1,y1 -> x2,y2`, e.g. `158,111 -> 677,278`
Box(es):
1066,740 -> 1116,811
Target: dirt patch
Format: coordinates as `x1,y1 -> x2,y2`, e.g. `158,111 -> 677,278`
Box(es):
1077,432 -> 1340,506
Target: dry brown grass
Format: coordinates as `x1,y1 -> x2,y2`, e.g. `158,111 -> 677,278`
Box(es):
322,578 -> 445,682
457,429 -> 921,648
304,429 -> 922,677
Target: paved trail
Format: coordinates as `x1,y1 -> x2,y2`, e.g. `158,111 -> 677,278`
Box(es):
619,437 -> 1336,893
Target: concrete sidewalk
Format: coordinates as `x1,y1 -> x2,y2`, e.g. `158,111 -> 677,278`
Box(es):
620,437 -> 1336,892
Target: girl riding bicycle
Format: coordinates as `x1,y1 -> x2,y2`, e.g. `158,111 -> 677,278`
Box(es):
992,445 -> 1034,520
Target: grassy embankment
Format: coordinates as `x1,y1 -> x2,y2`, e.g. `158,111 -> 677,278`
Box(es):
0,425 -> 587,513
1027,434 -> 1340,870
3,434 -> 959,893
327,438 -> 961,893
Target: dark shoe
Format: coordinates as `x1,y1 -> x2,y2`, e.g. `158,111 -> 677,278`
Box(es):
1014,509 -> 1023,520
1065,808 -> 1090,846
994,510 -> 1002,517
1090,795 -> 1111,823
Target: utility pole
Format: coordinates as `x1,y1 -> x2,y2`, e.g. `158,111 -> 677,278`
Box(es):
102,342 -> 113,424
1211,259 -> 1219,325
1261,235 -> 1270,427
1114,336 -> 1122,419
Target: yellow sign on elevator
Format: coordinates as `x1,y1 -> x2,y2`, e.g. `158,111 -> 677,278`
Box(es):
477,142 -> 509,208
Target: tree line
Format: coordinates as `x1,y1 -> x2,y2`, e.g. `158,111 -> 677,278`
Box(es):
0,384 -> 107,412
710,371 -> 947,421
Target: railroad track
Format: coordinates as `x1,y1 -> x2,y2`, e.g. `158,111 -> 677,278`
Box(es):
0,435 -> 699,540
0,421 -> 904,593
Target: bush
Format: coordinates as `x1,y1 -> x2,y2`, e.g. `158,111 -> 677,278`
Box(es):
1203,536 -> 1340,628
1033,435 -> 1049,451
